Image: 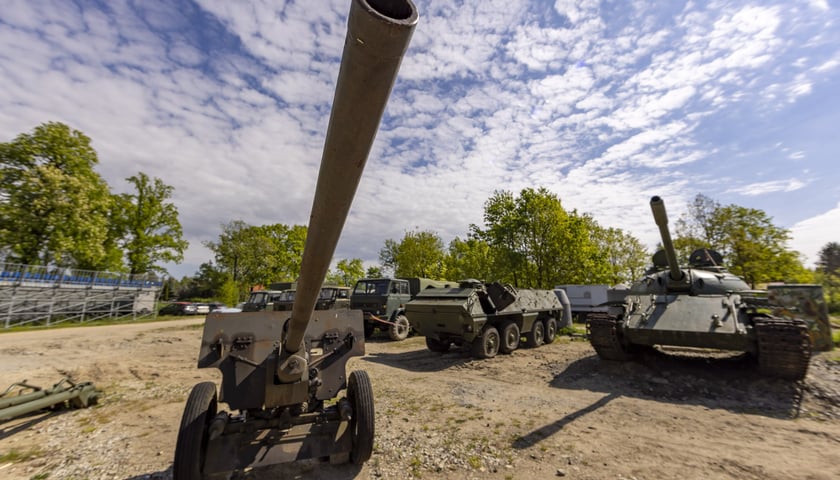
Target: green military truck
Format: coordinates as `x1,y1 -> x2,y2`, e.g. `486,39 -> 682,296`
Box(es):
405,280 -> 568,359
350,277 -> 456,340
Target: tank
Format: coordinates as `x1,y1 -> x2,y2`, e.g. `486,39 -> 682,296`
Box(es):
406,280 -> 569,358
586,196 -> 811,380
172,1 -> 418,478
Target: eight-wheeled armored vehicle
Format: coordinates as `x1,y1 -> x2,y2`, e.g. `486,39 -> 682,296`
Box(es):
172,1 -> 418,477
406,280 -> 570,358
586,196 -> 811,380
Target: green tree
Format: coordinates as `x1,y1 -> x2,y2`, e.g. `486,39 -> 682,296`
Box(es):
326,258 -> 365,286
379,229 -> 447,278
593,227 -> 649,284
205,221 -> 307,290
816,242 -> 840,312
444,236 -> 495,281
117,172 -> 188,274
675,194 -> 807,287
0,122 -> 118,270
365,265 -> 383,278
473,188 -> 612,288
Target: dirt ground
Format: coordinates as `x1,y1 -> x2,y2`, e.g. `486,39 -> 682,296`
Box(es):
0,317 -> 839,480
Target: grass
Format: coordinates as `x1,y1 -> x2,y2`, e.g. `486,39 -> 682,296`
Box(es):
0,448 -> 43,463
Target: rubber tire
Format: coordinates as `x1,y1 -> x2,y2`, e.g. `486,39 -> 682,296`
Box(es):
499,321 -> 520,354
348,370 -> 375,465
471,326 -> 500,359
388,314 -> 410,341
525,320 -> 545,348
425,337 -> 451,353
363,322 -> 375,338
173,382 -> 217,480
543,317 -> 557,344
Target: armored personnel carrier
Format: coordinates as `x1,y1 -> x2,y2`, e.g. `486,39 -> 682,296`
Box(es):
172,1 -> 418,478
406,280 -> 570,359
586,196 -> 811,380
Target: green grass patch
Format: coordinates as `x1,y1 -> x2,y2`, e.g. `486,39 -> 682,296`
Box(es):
0,448 -> 43,463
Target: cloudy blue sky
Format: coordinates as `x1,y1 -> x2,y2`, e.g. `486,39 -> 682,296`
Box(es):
2,0 -> 839,279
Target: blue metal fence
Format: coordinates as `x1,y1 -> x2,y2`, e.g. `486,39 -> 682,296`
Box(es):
0,263 -> 163,289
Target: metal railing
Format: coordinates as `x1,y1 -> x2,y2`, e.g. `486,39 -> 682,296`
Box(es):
0,262 -> 163,289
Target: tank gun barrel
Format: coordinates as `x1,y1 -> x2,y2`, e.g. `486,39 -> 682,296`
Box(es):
285,0 -> 418,354
650,196 -> 682,281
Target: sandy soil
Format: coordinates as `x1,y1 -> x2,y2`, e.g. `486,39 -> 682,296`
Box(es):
0,318 -> 838,480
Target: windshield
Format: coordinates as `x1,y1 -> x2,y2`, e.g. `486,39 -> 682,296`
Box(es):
319,288 -> 336,300
353,280 -> 390,295
248,292 -> 267,304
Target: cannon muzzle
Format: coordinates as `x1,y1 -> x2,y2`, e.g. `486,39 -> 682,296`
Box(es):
650,196 -> 682,281
285,0 -> 418,354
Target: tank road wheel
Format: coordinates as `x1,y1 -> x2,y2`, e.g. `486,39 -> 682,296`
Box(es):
586,313 -> 636,361
543,317 -> 558,345
348,370 -> 375,464
425,337 -> 451,353
388,314 -> 411,341
471,326 -> 500,359
754,316 -> 811,381
525,320 -> 545,348
499,321 -> 520,354
173,382 -> 217,480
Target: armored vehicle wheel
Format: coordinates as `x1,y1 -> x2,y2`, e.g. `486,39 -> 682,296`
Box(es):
389,314 -> 410,341
754,316 -> 811,380
499,320 -> 520,354
525,320 -> 545,348
173,382 -> 217,480
348,370 -> 375,464
425,336 -> 451,353
543,317 -> 557,344
471,326 -> 500,359
586,313 -> 637,361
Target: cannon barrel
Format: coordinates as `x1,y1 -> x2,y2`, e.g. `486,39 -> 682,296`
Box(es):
285,0 -> 418,353
650,196 -> 682,281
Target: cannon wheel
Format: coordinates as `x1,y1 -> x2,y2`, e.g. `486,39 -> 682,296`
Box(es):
525,320 -> 545,348
499,320 -> 520,354
543,317 -> 557,344
348,370 -> 375,465
389,314 -> 410,341
471,326 -> 500,359
425,337 -> 451,353
173,382 -> 217,480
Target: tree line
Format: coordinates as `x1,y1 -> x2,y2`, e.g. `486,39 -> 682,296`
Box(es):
4,123 -> 836,312
0,123 -> 187,275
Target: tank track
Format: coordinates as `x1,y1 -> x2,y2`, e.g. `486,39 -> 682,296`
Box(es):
753,315 -> 811,381
586,313 -> 635,361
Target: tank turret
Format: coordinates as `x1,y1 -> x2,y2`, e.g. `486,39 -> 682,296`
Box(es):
173,1 -> 419,477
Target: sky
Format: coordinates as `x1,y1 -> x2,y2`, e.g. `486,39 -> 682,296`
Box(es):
1,0 -> 839,280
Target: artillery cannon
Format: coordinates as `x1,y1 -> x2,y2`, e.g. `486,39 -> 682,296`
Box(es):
586,196 -> 811,380
173,1 -> 418,477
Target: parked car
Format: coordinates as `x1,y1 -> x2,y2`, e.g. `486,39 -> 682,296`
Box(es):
207,302 -> 227,312
194,303 -> 211,315
159,302 -> 194,316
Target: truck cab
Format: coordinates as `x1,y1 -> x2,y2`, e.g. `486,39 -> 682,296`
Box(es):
350,278 -> 412,337
241,290 -> 288,312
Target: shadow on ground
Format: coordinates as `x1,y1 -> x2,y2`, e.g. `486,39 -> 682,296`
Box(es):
547,347 -> 805,419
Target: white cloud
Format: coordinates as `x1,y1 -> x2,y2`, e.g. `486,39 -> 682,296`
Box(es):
790,202 -> 840,266
732,179 -> 808,196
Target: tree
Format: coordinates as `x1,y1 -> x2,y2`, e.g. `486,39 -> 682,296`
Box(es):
0,122 -> 118,270
817,242 -> 840,313
593,227 -> 649,285
326,258 -> 365,286
675,194 -> 807,287
444,236 -> 495,281
117,172 -> 188,274
205,221 -> 307,290
365,266 -> 383,278
472,188 -> 613,288
379,229 -> 447,278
